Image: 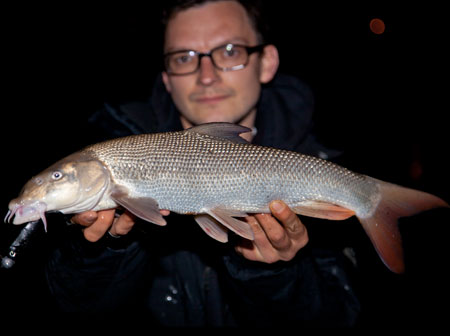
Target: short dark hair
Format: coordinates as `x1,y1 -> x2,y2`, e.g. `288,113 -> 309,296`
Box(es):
161,0 -> 271,44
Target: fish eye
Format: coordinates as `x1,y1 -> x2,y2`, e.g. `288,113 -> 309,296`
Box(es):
51,171 -> 63,180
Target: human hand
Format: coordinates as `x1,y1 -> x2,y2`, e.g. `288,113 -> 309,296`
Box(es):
235,201 -> 308,263
71,209 -> 170,242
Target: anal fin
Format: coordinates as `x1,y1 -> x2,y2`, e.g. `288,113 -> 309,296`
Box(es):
292,200 -> 355,220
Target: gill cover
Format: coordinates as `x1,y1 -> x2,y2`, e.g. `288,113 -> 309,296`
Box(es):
46,152 -> 111,214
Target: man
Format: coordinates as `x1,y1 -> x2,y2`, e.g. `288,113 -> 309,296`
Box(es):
46,0 -> 360,326
78,0 -> 303,265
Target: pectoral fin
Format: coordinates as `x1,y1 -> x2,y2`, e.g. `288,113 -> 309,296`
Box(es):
292,201 -> 355,220
205,207 -> 254,240
194,214 -> 229,243
111,189 -> 166,226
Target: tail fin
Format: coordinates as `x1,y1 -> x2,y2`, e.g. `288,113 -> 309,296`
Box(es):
359,178 -> 449,274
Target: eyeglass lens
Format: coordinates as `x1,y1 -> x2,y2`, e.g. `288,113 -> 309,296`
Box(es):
165,44 -> 252,75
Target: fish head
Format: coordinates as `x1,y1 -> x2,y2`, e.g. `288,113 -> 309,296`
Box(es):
6,152 -> 110,225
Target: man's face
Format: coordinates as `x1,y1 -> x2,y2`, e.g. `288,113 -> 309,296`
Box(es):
162,1 -> 278,128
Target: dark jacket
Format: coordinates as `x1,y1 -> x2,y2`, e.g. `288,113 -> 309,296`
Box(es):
45,73 -> 360,326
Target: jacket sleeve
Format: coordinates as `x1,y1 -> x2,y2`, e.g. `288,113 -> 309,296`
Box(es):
45,101 -> 161,312
45,225 -> 150,312
222,244 -> 360,327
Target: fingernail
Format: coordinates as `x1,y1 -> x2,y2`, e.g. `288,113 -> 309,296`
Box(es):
84,213 -> 97,224
271,201 -> 284,213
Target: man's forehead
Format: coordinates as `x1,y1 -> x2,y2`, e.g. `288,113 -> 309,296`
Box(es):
164,1 -> 258,52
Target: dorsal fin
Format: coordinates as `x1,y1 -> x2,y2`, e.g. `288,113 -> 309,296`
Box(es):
186,122 -> 251,144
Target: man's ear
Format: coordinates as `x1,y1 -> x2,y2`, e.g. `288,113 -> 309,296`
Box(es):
162,71 -> 172,93
259,44 -> 279,84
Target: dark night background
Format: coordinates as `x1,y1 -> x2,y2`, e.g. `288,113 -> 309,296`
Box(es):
1,2 -> 449,328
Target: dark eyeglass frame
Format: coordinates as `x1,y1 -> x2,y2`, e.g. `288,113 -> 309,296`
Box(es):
164,43 -> 266,76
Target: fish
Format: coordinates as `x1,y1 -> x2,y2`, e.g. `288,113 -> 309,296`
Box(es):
5,122 -> 448,273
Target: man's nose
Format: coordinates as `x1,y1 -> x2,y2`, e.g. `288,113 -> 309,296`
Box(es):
197,56 -> 220,86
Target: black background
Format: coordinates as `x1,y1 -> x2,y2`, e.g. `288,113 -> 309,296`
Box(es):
1,2 -> 449,328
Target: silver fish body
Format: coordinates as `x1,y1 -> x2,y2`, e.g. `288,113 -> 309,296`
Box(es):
87,126 -> 377,217
6,123 -> 448,273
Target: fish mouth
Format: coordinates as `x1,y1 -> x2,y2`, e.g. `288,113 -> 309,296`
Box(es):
5,201 -> 48,231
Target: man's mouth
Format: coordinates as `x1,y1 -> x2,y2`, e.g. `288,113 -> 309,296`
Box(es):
194,95 -> 230,104
190,88 -> 235,104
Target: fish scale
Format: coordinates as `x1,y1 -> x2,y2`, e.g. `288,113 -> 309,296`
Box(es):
82,129 -> 377,216
7,122 -> 448,273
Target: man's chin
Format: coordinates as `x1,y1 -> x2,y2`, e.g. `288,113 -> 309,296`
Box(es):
189,113 -> 238,126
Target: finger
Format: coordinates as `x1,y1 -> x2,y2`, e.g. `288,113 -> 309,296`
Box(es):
270,201 -> 306,238
110,211 -> 136,236
239,215 -> 283,262
71,211 -> 98,226
235,240 -> 267,263
270,201 -> 309,251
234,215 -> 268,262
160,209 -> 170,216
235,238 -> 262,261
255,212 -> 308,262
254,213 -> 291,250
83,209 -> 116,242
245,215 -> 274,249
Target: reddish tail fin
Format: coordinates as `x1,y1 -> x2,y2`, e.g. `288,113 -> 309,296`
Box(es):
359,178 -> 449,273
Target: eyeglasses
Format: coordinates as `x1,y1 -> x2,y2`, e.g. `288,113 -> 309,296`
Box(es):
164,43 -> 266,76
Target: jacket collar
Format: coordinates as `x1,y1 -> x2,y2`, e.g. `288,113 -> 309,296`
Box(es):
254,73 -> 314,151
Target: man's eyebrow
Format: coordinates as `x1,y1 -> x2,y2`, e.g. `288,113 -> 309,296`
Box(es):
164,38 -> 252,54
164,45 -> 192,53
223,37 -> 251,45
